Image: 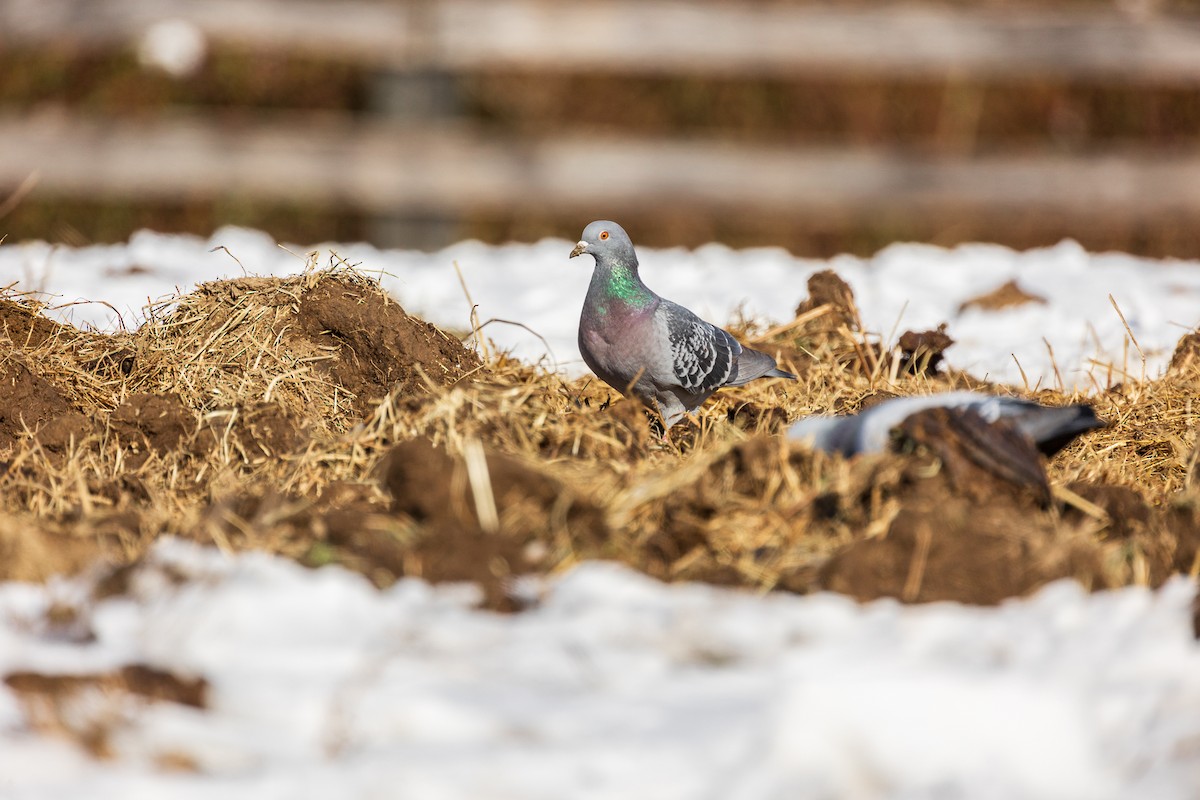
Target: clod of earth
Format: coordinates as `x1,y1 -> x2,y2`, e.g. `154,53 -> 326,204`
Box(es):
958,279 -> 1048,313
4,665 -> 208,759
372,438 -> 609,610
896,325 -> 955,376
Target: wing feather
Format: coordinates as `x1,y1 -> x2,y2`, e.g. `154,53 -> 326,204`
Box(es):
663,302 -> 741,392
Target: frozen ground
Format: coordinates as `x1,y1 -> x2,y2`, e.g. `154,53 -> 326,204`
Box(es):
4,226 -> 1200,389
1,540 -> 1199,800
3,228 -> 1200,798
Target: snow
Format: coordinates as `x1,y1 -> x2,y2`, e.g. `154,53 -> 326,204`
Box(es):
0,541 -> 1197,799
6,227 -> 1199,389
2,228 -> 1200,797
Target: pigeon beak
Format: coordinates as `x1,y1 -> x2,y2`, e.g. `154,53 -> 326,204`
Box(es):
569,241 -> 588,259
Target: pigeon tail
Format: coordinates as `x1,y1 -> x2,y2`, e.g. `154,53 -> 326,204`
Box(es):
728,346 -> 795,386
1011,403 -> 1105,457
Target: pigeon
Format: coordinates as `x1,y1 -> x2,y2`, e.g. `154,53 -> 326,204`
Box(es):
569,220 -> 796,430
788,390 -> 1104,457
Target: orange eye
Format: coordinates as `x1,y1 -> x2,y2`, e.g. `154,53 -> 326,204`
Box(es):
600,231 -> 610,240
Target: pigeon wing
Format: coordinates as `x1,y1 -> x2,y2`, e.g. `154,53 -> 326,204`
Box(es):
663,301 -> 740,393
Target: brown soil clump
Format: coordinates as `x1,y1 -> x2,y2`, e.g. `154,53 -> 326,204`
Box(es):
110,393 -> 194,458
293,278 -> 479,414
34,413 -> 95,454
0,354 -> 74,451
818,498 -> 1104,604
371,438 -> 608,609
194,402 -> 301,462
897,325 -> 954,376
1168,330 -> 1200,375
958,279 -> 1047,313
811,432 -> 1109,605
5,664 -> 208,758
785,268 -> 948,382
795,269 -> 859,330
0,296 -> 74,349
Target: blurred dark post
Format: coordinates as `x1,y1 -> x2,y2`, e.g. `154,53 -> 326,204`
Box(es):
366,0 -> 462,249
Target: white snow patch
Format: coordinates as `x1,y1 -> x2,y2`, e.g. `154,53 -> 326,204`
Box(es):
0,541 -> 1196,798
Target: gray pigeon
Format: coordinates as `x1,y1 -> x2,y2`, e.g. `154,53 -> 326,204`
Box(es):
569,220 -> 796,430
788,390 -> 1104,457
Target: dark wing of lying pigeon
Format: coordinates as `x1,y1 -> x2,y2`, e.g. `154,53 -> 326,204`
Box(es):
789,390 -> 1104,457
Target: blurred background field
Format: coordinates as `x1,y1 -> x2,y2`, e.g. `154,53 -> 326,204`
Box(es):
3,0 -> 1200,254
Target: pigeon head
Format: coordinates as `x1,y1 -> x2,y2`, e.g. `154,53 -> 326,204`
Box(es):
569,220 -> 638,267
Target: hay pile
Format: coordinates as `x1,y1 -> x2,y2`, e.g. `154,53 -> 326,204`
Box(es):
1,264 -> 1198,609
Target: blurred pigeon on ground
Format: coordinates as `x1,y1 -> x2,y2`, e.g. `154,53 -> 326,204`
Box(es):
570,220 -> 795,430
789,390 -> 1104,457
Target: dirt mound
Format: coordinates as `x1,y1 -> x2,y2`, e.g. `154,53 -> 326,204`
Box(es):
0,264 -> 1198,612
0,354 -> 74,451
810,435 -> 1109,604
0,296 -> 74,349
818,500 -> 1104,604
896,325 -> 954,376
1169,331 -> 1200,375
138,269 -> 481,430
371,438 -> 608,609
958,279 -> 1047,313
0,268 -> 488,588
186,436 -> 608,611
0,294 -> 140,419
795,270 -> 859,330
294,279 -> 478,413
785,269 -> 961,383
629,422 -> 1118,604
110,393 -> 194,459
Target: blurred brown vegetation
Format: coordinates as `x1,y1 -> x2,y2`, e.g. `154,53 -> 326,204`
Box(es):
4,2 -> 1200,254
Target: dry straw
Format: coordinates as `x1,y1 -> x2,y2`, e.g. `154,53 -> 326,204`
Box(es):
0,263 -> 1197,606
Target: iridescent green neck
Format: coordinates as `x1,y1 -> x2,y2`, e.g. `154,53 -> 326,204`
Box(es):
598,262 -> 654,308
